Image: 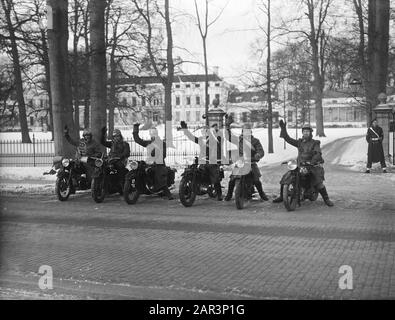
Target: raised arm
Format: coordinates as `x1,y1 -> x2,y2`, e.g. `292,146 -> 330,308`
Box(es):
279,120 -> 298,148
132,123 -> 150,147
180,121 -> 198,144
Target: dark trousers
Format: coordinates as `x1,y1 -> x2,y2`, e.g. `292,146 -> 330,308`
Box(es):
367,158 -> 387,169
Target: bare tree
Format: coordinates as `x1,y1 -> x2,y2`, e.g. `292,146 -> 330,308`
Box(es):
47,0 -> 75,156
1,0 -> 32,142
88,0 -> 107,144
193,0 -> 227,126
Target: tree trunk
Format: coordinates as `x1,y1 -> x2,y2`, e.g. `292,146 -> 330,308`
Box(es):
89,0 -> 107,144
267,0 -> 273,153
47,0 -> 75,156
1,0 -> 31,143
72,0 -> 80,136
108,52 -> 116,137
203,38 -> 209,127
164,0 -> 174,147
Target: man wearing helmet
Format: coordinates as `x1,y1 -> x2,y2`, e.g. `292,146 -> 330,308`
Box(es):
64,126 -> 102,183
132,123 -> 173,200
100,127 -> 130,183
272,120 -> 334,207
224,121 -> 269,202
179,121 -> 224,201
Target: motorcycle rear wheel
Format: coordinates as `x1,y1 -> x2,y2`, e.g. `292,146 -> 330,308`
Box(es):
55,177 -> 71,201
283,183 -> 297,211
123,178 -> 139,204
234,179 -> 244,210
179,176 -> 196,207
91,177 -> 106,203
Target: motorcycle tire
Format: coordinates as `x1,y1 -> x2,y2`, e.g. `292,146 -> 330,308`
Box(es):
123,178 -> 139,204
234,179 -> 244,210
283,183 -> 298,211
91,177 -> 106,203
309,191 -> 319,201
179,176 -> 196,207
55,176 -> 71,201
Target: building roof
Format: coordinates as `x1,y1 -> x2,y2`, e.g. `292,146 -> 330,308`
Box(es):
115,73 -> 223,86
227,91 -> 268,103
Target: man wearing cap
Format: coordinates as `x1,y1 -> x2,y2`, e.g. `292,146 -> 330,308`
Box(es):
100,127 -> 130,182
133,123 -> 173,200
365,119 -> 387,173
224,122 -> 269,201
179,121 -> 224,201
272,120 -> 334,207
64,126 -> 102,184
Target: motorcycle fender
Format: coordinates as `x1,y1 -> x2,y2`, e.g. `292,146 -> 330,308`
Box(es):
57,169 -> 70,179
92,167 -> 103,179
280,170 -> 296,185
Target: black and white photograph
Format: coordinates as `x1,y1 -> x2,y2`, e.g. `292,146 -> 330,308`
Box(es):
0,0 -> 394,305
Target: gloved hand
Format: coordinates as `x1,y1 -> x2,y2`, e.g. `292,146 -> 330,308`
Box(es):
64,125 -> 69,135
133,123 -> 140,133
180,121 -> 187,129
279,119 -> 286,129
254,153 -> 261,161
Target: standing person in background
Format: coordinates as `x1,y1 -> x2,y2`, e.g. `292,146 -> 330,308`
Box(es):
365,119 -> 387,173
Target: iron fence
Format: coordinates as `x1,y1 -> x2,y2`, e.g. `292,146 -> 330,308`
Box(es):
0,133 -> 201,167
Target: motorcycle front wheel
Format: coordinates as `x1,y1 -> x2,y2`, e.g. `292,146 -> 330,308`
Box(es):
234,179 -> 245,210
55,176 -> 71,201
91,177 -> 106,203
123,178 -> 139,204
179,176 -> 196,207
283,183 -> 298,211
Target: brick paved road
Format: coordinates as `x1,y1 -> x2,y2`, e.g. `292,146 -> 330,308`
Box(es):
0,138 -> 394,299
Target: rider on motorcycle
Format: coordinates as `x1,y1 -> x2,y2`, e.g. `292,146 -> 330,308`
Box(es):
224,121 -> 269,201
132,123 -> 174,200
64,126 -> 102,184
100,127 -> 130,181
179,120 -> 223,201
272,120 -> 334,207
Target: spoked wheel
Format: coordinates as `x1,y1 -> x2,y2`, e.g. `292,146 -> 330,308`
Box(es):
283,183 -> 298,211
91,177 -> 106,203
123,177 -> 139,204
234,179 -> 245,210
55,177 -> 71,201
179,176 -> 196,207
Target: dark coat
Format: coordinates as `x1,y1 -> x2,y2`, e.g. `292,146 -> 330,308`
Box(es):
101,136 -> 130,161
65,133 -> 102,158
280,127 -> 325,186
366,126 -> 385,163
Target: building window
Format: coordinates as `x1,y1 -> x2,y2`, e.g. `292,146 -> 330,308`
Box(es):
186,111 -> 190,122
176,96 -> 180,105
186,96 -> 191,105
288,110 -> 293,121
287,91 -> 293,101
195,83 -> 200,88
132,97 -> 137,107
252,96 -> 258,102
215,93 -> 220,103
141,96 -> 146,107
30,116 -> 34,126
186,84 -> 191,88
175,111 -> 180,122
207,94 -> 210,105
196,111 -> 201,122
236,96 -> 242,103
175,84 -> 180,88
196,96 -> 200,105
153,112 -> 159,122
215,83 -> 220,87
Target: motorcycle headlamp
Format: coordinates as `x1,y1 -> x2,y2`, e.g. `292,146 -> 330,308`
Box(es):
129,159 -> 139,170
62,158 -> 70,167
95,159 -> 103,167
287,160 -> 298,171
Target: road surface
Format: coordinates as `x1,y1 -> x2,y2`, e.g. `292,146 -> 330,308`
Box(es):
0,136 -> 394,299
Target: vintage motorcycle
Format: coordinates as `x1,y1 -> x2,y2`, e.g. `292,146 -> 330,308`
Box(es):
45,155 -> 99,201
229,157 -> 255,210
123,159 -> 176,204
179,157 -> 224,207
91,156 -> 126,203
280,160 -> 320,211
